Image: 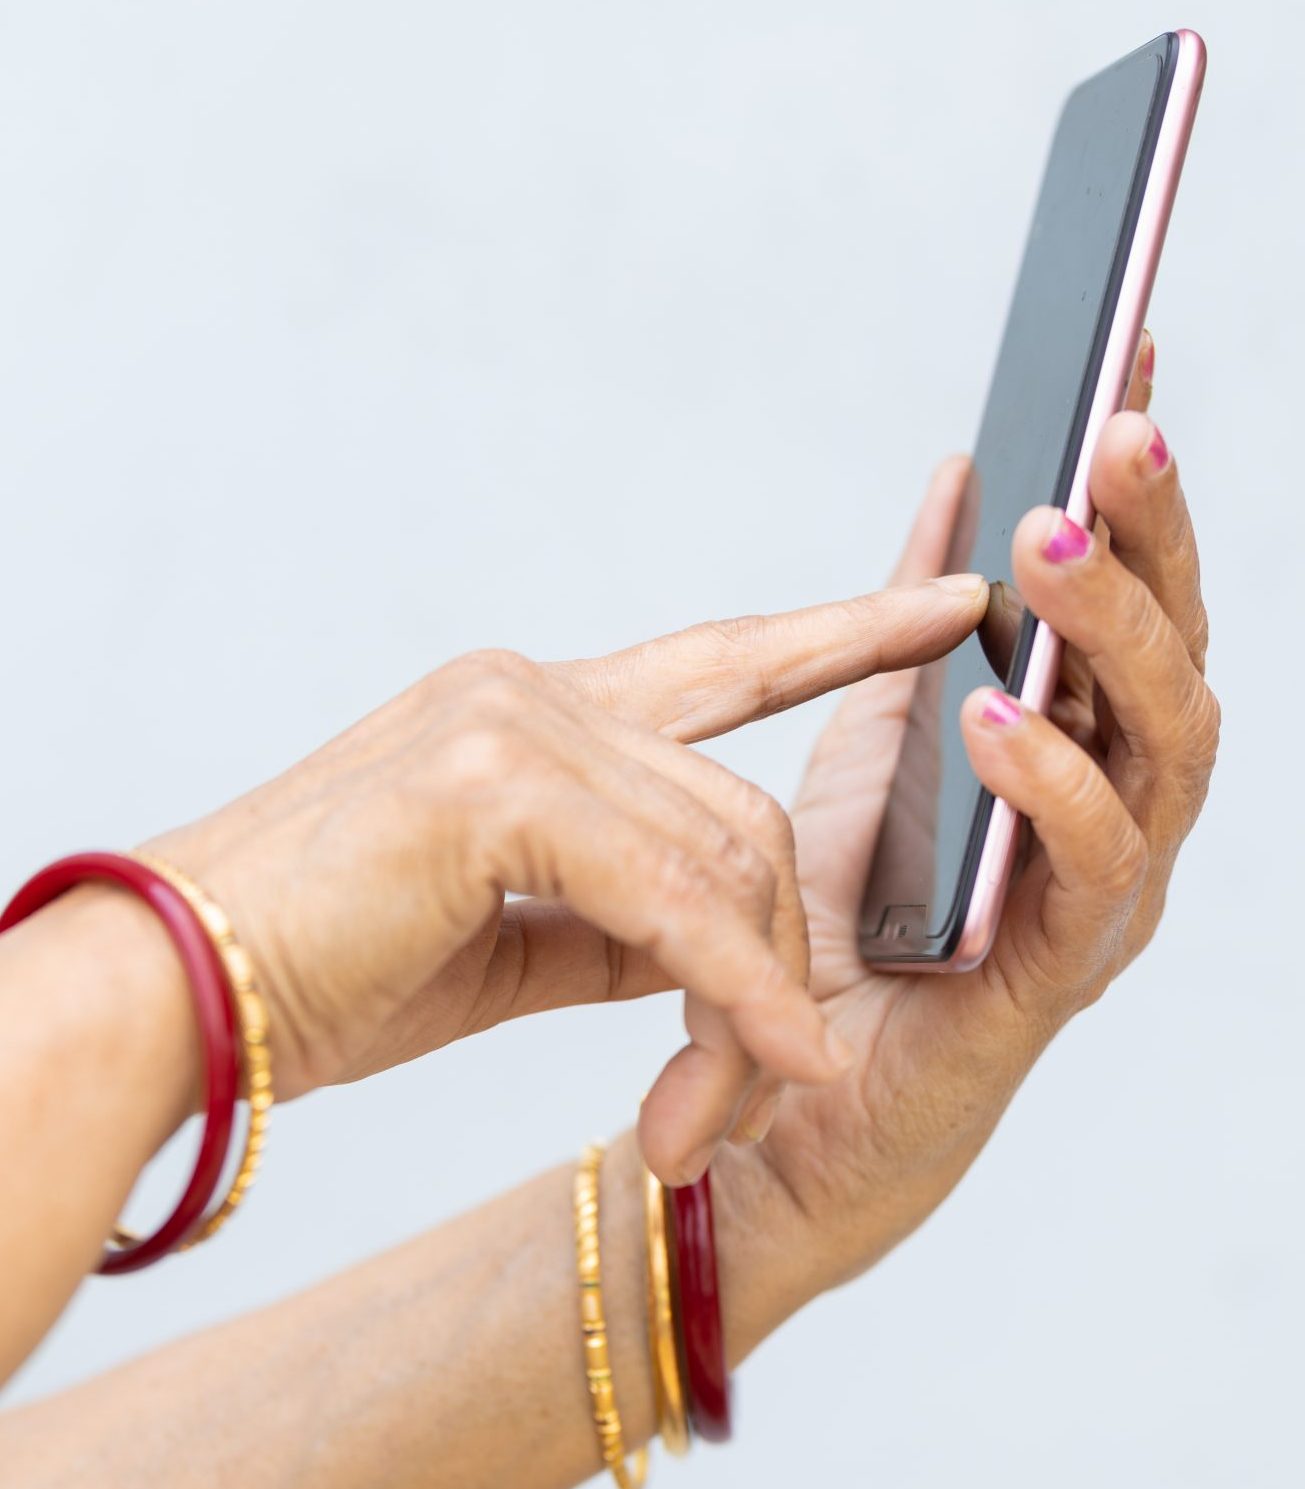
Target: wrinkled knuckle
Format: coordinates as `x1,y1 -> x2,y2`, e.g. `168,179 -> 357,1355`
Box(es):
1103,822 -> 1149,903
1168,684 -> 1221,796
447,649 -> 540,709
709,614 -> 767,651
701,616 -> 784,715
719,835 -> 777,909
1052,748 -> 1102,820
1052,755 -> 1147,902
448,650 -> 544,722
441,723 -> 526,790
1173,688 -> 1220,788
738,781 -> 796,857
652,845 -> 718,912
458,646 -> 538,682
1171,687 -> 1220,833
1187,603 -> 1211,672
1124,583 -> 1170,663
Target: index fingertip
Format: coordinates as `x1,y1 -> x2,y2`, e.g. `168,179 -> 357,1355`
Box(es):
932,572 -> 987,601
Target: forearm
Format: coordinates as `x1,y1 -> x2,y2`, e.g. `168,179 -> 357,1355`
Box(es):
0,889 -> 196,1379
0,1133 -> 818,1489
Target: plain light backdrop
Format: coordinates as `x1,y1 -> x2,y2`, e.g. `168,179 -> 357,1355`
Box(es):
1,3 -> 1300,1484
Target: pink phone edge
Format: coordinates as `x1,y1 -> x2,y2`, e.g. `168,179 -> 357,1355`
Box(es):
883,28 -> 1207,976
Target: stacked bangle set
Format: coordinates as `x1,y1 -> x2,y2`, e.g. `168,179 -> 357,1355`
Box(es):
575,1145 -> 731,1487
0,850 -> 272,1273
1,851 -> 731,1479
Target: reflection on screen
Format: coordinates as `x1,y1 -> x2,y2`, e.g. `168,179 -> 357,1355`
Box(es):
861,41 -> 1168,953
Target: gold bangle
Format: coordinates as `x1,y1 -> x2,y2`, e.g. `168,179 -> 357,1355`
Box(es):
643,1165 -> 690,1456
574,1144 -> 649,1489
112,852 -> 273,1250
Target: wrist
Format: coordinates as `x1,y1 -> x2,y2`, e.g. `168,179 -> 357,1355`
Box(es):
591,1128 -> 820,1437
0,883 -> 200,1147
693,1140 -> 829,1368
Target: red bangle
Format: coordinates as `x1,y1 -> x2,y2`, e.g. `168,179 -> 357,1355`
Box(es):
669,1170 -> 732,1442
0,852 -> 239,1275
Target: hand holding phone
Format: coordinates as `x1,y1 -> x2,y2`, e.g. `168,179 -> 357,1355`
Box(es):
862,30 -> 1205,970
751,333 -> 1219,1296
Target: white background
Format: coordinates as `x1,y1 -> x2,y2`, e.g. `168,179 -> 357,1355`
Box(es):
1,3 -> 1301,1484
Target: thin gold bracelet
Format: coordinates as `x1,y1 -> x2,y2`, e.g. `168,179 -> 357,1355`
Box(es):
643,1165 -> 690,1456
112,852 -> 273,1250
574,1144 -> 649,1489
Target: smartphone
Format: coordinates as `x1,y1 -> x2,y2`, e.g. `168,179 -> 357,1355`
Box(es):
860,30 -> 1205,972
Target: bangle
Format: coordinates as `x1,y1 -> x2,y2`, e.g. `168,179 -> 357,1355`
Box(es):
670,1171 -> 732,1442
0,852 -> 239,1274
643,1165 -> 690,1456
574,1144 -> 649,1489
123,852 -> 272,1248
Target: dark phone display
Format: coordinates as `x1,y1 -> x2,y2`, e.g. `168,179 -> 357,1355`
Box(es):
861,37 -> 1174,960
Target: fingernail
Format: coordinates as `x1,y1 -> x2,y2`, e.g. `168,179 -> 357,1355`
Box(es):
1140,422 -> 1169,474
739,1089 -> 782,1144
933,572 -> 987,598
981,689 -> 1021,727
1139,329 -> 1155,386
1041,511 -> 1093,564
825,1026 -> 855,1074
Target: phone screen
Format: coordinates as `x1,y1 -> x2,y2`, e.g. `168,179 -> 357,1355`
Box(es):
860,36 -> 1177,962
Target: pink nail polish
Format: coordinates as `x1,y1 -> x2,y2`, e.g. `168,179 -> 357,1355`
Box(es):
1042,513 -> 1092,564
1144,425 -> 1170,473
1139,331 -> 1155,385
982,691 -> 1021,727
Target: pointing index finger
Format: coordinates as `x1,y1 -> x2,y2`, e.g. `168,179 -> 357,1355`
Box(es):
557,574 -> 987,744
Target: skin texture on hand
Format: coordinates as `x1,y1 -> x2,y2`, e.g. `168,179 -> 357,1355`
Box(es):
149,575 -> 988,1185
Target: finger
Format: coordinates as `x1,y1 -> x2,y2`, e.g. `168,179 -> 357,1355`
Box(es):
729,1076 -> 783,1145
960,688 -> 1148,1002
484,909 -> 780,1161
470,674 -> 809,1174
557,573 -> 988,744
468,668 -> 805,1015
491,778 -> 852,1085
489,899 -> 670,1018
640,1000 -> 755,1185
485,664 -> 809,986
1086,410 -> 1209,672
547,695 -> 808,1157
584,721 -> 798,1153
1010,505 -> 1219,836
1123,328 -> 1155,414
561,692 -> 810,985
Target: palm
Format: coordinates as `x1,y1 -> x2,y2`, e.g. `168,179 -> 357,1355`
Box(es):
759,459 -> 1092,1239
768,653 -> 1036,1233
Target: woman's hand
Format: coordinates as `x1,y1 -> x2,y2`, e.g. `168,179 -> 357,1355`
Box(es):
729,339 -> 1219,1297
150,578 -> 986,1181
